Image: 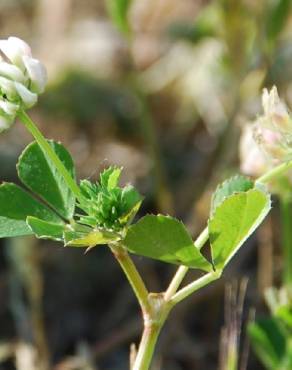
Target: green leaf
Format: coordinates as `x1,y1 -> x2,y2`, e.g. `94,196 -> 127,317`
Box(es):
209,188 -> 271,269
106,0 -> 132,35
276,306 -> 292,328
0,217 -> 32,238
0,183 -> 63,238
123,215 -> 212,271
17,141 -> 76,220
64,228 -> 119,247
248,318 -> 286,370
266,0 -> 291,42
211,175 -> 253,214
27,216 -> 65,241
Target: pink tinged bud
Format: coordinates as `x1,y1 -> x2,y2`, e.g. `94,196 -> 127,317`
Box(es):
239,125 -> 269,177
262,86 -> 292,133
22,56 -> 47,93
14,82 -> 37,108
254,124 -> 287,161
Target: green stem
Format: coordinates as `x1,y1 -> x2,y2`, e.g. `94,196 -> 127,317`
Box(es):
17,110 -> 82,201
164,226 -> 209,300
280,196 -> 292,285
110,244 -> 150,314
256,160 -> 292,185
132,323 -> 162,370
170,270 -> 222,306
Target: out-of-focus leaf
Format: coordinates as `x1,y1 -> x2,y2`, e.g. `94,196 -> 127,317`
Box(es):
123,215 -> 212,271
17,141 -> 76,220
265,0 -> 291,42
248,318 -> 286,370
209,188 -> 271,269
168,3 -> 218,43
106,0 -> 132,35
276,306 -> 292,328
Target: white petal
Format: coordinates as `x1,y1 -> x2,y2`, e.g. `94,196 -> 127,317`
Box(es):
0,62 -> 26,83
14,82 -> 37,108
0,36 -> 31,69
0,100 -> 18,116
0,113 -> 13,133
0,76 -> 18,99
22,56 -> 47,93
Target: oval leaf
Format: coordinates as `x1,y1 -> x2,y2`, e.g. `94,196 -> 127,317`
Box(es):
17,140 -> 76,220
0,183 -> 63,238
209,188 -> 271,270
123,215 -> 212,271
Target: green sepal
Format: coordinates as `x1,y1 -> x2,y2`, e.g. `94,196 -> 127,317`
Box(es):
64,228 -> 120,247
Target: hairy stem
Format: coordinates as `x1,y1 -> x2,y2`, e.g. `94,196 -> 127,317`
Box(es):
17,110 -> 81,201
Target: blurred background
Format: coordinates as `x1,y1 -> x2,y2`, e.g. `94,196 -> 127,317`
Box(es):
0,0 -> 292,369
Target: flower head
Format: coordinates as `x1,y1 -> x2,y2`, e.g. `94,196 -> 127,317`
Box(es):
0,36 -> 47,132
254,86 -> 292,161
240,86 -> 292,177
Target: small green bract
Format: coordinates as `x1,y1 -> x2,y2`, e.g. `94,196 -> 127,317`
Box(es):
78,167 -> 142,231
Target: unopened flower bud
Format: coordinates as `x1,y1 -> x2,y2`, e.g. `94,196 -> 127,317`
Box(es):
0,36 -> 47,132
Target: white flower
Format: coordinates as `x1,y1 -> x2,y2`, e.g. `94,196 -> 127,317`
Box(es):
0,36 -> 47,132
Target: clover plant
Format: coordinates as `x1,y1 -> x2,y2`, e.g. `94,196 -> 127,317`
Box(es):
0,36 -> 292,370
